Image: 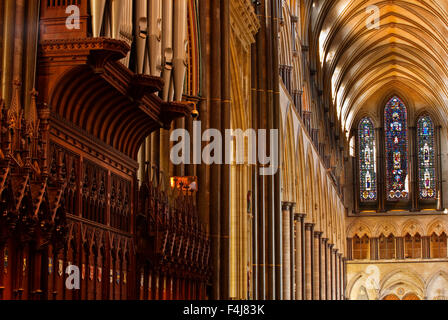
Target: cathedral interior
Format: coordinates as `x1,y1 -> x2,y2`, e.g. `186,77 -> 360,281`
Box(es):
0,0 -> 447,301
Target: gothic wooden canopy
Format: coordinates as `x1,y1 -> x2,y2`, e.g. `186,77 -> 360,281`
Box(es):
38,37 -> 190,160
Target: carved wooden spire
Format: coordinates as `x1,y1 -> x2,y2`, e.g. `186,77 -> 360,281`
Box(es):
9,80 -> 22,130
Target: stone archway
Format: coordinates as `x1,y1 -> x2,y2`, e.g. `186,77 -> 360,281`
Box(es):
402,293 -> 420,300
383,293 -> 420,300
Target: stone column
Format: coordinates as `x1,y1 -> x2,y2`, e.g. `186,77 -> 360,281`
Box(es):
304,223 -> 314,300
290,205 -> 295,299
209,0 -> 222,300
338,253 -> 343,300
335,251 -> 340,300
376,127 -> 386,212
409,126 -> 418,211
294,214 -> 304,300
281,202 -> 291,300
436,126 -> 444,211
326,242 -> 331,300
353,155 -> 360,214
220,0 -> 231,300
396,237 -> 404,260
301,217 -> 306,300
313,232 -> 322,300
342,258 -> 347,300
331,247 -> 336,300
321,238 -> 328,300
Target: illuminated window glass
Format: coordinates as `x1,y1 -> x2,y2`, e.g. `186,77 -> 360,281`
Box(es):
417,116 -> 437,200
359,118 -> 377,202
384,97 -> 409,200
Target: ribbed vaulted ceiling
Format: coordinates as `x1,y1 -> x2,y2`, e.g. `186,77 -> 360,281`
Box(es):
311,0 -> 448,135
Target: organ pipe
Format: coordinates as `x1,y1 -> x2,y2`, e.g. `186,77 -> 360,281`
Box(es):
88,0 -> 187,101
135,0 -> 148,74
1,0 -> 14,106
148,0 -> 162,77
90,0 -> 106,37
120,0 -> 133,67
110,0 -> 123,39
173,0 -> 188,101
161,0 -> 174,101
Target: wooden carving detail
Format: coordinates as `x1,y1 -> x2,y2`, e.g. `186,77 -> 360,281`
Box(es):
137,166 -> 210,286
0,92 -> 65,241
0,0 -> 207,300
82,161 -> 107,225
110,174 -> 130,233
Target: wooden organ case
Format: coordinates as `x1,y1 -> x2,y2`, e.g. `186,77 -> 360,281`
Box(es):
0,0 -> 209,300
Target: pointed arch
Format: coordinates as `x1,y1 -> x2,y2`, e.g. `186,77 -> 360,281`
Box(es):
426,271 -> 448,300
426,218 -> 448,236
379,269 -> 425,300
347,221 -> 373,238
400,219 -> 425,237
373,222 -> 399,238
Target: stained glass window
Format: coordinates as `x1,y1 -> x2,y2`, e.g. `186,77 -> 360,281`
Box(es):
417,116 -> 437,200
359,118 -> 377,202
385,97 -> 409,200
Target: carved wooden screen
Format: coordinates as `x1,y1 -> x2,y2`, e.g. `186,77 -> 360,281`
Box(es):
82,161 -> 107,224
110,174 -> 131,233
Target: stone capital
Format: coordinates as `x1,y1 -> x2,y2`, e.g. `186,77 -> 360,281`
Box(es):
314,231 -> 323,238
305,223 -> 315,231
282,202 -> 292,211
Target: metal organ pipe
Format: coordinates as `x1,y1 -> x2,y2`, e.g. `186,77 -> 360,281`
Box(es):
86,0 -> 187,101
135,0 -> 148,74
13,0 -> 25,84
1,0 -> 15,105
120,0 -> 133,67
173,0 -> 188,101
161,0 -> 174,101
90,0 -> 106,37
148,0 -> 162,77
110,0 -> 123,40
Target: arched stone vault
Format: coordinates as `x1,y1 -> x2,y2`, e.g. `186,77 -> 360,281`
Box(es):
310,0 -> 448,134
278,0 -> 448,301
